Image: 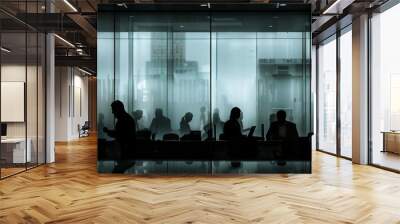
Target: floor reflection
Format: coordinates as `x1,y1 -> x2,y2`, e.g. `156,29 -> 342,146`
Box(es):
97,161 -> 311,174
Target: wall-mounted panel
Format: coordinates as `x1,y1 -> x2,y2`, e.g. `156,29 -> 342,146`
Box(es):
1,82 -> 25,122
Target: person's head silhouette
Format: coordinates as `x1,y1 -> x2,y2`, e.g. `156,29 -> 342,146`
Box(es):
155,108 -> 163,118
111,100 -> 125,118
277,110 -> 287,122
184,112 -> 193,122
230,107 -> 241,121
133,110 -> 143,120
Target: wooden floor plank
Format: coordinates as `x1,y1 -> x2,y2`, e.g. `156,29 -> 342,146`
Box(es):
0,135 -> 400,223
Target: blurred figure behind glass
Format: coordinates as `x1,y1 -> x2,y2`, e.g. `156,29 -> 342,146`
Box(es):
150,108 -> 171,139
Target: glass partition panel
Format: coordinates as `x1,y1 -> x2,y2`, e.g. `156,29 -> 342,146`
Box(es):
213,31 -> 257,138
0,2 -> 46,179
211,11 -> 311,174
97,12 -> 115,141
1,31 -> 27,177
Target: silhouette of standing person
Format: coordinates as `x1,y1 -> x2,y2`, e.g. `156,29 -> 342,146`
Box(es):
132,109 -> 143,131
223,107 -> 244,168
180,112 -> 193,136
103,100 -> 136,172
149,108 -> 171,139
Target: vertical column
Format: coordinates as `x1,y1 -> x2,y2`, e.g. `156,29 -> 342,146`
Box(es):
46,1 -> 55,163
352,14 -> 369,164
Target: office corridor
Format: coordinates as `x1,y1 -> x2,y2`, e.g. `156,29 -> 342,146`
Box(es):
0,135 -> 400,223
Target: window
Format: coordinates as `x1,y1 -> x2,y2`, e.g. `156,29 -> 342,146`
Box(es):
371,3 -> 400,171
339,27 -> 352,158
317,36 -> 337,154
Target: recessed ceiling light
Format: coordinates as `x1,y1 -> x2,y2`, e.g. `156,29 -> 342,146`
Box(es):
117,3 -> 128,9
63,0 -> 78,12
54,34 -> 75,48
323,0 -> 343,15
78,67 -> 93,76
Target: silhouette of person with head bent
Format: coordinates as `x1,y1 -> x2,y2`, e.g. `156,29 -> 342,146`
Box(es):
266,110 -> 298,141
150,108 -> 171,139
223,107 -> 244,168
103,100 -> 136,173
180,112 -> 193,136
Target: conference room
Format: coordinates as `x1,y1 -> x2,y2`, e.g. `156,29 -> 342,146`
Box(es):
0,13 -> 46,179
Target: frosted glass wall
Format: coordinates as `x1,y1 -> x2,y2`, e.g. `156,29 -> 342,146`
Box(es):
97,5 -> 312,173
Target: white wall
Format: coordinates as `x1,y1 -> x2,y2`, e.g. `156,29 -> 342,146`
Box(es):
55,67 -> 89,141
1,63 -> 47,164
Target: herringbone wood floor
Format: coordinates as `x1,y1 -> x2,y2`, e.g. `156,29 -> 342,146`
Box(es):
1,135 -> 400,224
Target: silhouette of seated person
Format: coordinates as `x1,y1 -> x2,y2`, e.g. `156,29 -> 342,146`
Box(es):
266,110 -> 299,165
103,100 -> 136,173
132,109 -> 143,131
149,108 -> 171,139
223,107 -> 245,168
223,107 -> 245,141
180,112 -> 193,136
266,110 -> 299,141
